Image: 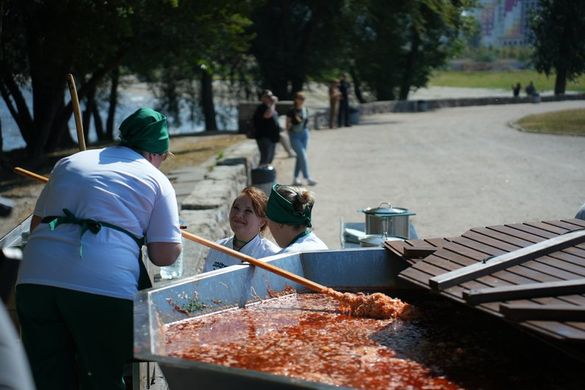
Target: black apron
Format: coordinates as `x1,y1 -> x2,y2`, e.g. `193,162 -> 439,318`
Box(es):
42,208 -> 152,290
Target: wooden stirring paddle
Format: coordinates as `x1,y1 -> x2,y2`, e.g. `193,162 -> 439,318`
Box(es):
182,230 -> 408,320
13,166 -> 408,319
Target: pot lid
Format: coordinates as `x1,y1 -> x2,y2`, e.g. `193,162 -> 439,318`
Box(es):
361,202 -> 410,216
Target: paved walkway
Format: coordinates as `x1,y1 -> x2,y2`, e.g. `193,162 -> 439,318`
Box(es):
271,100 -> 585,248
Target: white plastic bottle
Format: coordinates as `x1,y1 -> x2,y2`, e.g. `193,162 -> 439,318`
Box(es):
159,237 -> 184,280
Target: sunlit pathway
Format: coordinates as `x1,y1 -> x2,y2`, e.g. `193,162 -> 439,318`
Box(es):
272,100 -> 585,248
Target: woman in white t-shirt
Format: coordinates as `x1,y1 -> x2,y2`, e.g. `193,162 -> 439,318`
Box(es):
203,187 -> 280,272
16,108 -> 182,390
266,184 -> 328,253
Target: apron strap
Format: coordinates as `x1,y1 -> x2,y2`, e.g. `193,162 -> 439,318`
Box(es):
41,208 -> 152,289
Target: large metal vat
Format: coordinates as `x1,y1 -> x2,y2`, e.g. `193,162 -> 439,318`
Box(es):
134,248 -> 410,389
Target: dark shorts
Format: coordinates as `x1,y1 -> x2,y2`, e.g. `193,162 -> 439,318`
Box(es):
16,284 -> 133,390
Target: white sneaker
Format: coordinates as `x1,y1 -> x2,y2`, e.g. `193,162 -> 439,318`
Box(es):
307,179 -> 318,186
292,178 -> 302,186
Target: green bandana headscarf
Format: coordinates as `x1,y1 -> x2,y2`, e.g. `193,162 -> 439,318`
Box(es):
119,108 -> 169,154
266,184 -> 312,227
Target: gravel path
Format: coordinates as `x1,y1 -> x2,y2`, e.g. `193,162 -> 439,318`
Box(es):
271,100 -> 585,248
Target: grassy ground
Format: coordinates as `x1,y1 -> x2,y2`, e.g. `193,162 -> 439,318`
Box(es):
430,70 -> 585,92
515,108 -> 585,136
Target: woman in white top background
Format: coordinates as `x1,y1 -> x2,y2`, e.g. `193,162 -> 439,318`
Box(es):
203,186 -> 280,272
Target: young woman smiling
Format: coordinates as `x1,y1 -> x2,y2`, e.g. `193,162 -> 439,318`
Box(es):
203,187 -> 280,272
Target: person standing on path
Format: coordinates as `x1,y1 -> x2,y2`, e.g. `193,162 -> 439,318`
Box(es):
286,92 -> 317,186
253,90 -> 281,167
328,79 -> 341,128
15,107 -> 182,390
337,73 -> 352,127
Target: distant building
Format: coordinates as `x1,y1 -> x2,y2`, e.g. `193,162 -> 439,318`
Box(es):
473,0 -> 539,47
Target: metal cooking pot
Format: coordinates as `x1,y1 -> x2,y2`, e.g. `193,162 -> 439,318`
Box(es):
360,202 -> 415,239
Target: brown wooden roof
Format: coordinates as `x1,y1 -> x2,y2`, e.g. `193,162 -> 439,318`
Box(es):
386,219 -> 585,344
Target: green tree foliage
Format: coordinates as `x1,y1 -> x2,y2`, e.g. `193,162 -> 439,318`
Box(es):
0,0 -> 252,156
530,0 -> 585,95
249,0 -> 353,99
350,0 -> 474,100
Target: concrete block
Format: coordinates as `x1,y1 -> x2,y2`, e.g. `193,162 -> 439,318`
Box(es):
180,209 -> 232,276
181,180 -> 239,210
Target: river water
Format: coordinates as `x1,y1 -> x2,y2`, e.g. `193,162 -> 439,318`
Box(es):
0,82 -> 238,152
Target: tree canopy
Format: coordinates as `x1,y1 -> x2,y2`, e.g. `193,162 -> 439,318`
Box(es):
1,0 -> 476,158
530,0 -> 585,95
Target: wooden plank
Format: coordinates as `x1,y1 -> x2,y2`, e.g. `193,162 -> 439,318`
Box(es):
463,278 -> 585,304
469,227 -> 534,248
449,236 -> 508,257
500,303 -> 585,321
543,220 -> 585,231
524,320 -> 585,341
428,230 -> 585,291
520,260 -> 583,281
402,245 -> 437,259
398,267 -> 434,288
524,221 -> 571,235
564,246 -> 585,258
506,223 -> 559,239
504,262 -> 561,282
487,225 -> 543,243
535,256 -> 585,277
462,230 -> 521,252
441,240 -> 496,261
562,218 -> 585,228
547,252 -> 585,270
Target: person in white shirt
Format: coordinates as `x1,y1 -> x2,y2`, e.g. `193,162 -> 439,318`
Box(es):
16,108 -> 182,390
203,186 -> 280,272
266,184 -> 328,253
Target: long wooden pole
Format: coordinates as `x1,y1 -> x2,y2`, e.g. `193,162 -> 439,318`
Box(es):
66,73 -> 86,151
181,230 -> 330,294
13,166 -> 329,294
13,166 -> 408,319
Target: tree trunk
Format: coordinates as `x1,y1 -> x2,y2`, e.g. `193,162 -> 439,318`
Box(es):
349,67 -> 366,104
106,67 -> 119,140
0,71 -> 34,148
30,74 -> 73,155
93,103 -> 105,140
554,66 -> 567,95
82,83 -> 95,143
291,78 -> 304,96
200,67 -> 217,131
399,29 -> 420,100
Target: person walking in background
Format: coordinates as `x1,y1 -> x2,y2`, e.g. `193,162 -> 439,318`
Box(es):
253,90 -> 281,167
525,81 -> 537,97
279,129 -> 296,158
576,202 -> 585,220
203,186 -> 280,272
286,92 -> 317,186
328,79 -> 341,128
512,82 -> 521,97
337,73 -> 351,127
16,108 -> 182,390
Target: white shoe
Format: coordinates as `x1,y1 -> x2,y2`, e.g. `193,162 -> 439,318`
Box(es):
292,178 -> 302,186
307,179 -> 318,186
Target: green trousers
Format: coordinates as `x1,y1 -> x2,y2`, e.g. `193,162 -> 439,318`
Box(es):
16,284 -> 133,390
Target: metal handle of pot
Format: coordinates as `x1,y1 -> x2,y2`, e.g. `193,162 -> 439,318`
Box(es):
378,201 -> 392,208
